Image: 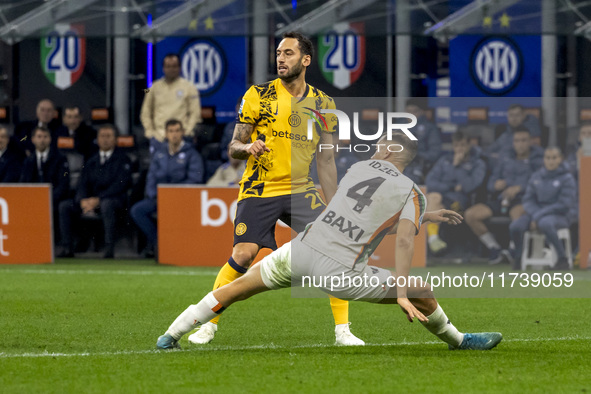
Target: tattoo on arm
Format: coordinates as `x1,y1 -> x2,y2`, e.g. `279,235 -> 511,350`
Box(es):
229,123 -> 255,160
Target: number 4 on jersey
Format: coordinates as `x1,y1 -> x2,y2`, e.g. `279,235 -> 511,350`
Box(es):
346,177 -> 385,213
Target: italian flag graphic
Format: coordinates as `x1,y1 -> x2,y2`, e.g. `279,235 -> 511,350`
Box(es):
318,22 -> 365,90
41,23 -> 86,90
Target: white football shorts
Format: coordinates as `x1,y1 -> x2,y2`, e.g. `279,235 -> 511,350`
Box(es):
259,234 -> 393,302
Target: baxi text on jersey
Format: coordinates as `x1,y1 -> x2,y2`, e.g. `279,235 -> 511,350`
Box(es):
321,210 -> 365,241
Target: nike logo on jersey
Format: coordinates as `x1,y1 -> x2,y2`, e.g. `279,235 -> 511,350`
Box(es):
274,103 -> 279,115
321,210 -> 365,241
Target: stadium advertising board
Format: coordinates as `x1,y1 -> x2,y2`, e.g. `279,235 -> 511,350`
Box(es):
157,186 -> 425,268
0,185 -> 53,264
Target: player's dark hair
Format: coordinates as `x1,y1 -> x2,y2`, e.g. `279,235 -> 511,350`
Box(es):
282,31 -> 314,60
513,126 -> 530,134
32,126 -> 51,137
579,121 -> 591,130
165,118 -> 183,130
508,104 -> 524,112
97,123 -> 119,138
387,131 -> 418,165
452,130 -> 468,143
163,53 -> 181,66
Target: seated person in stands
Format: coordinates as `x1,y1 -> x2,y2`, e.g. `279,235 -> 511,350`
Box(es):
464,127 -> 543,264
19,126 -> 70,205
131,119 -> 203,258
486,104 -> 542,159
58,124 -> 132,259
565,122 -> 591,180
402,98 -> 442,184
0,126 -> 25,183
509,147 -> 576,271
425,130 -> 486,255
62,105 -> 98,161
206,156 -> 245,187
14,99 -> 67,156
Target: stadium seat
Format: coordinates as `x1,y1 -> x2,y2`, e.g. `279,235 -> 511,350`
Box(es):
64,151 -> 84,192
520,228 -> 573,270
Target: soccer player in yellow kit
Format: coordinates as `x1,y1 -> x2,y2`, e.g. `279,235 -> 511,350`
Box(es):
188,32 -> 364,346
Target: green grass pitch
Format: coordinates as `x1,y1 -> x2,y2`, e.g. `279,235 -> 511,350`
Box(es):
0,260 -> 589,393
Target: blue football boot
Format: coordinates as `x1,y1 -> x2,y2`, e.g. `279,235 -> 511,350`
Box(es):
449,332 -> 502,350
157,333 -> 181,350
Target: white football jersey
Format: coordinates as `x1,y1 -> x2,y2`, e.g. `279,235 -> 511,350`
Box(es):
301,159 -> 426,270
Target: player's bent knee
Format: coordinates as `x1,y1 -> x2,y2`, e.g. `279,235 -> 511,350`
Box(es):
408,282 -> 434,299
231,246 -> 259,268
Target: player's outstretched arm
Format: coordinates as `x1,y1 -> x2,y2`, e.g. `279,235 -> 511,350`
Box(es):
316,131 -> 338,203
423,209 -> 463,225
229,123 -> 269,160
394,219 -> 428,323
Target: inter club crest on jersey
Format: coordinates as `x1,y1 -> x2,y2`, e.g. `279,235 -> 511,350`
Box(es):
40,24 -> 86,90
318,22 -> 365,90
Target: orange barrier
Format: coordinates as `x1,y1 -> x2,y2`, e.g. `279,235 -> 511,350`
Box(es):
157,186 -> 425,268
580,157 -> 590,269
0,185 -> 53,264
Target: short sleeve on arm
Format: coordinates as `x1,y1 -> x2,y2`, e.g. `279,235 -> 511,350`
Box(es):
322,96 -> 337,134
237,86 -> 260,124
400,186 -> 427,234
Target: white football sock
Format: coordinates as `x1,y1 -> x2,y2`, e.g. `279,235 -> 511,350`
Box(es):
479,232 -> 500,250
420,305 -> 464,347
166,292 -> 223,340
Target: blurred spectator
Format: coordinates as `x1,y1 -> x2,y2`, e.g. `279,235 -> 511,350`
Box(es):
207,157 -> 246,187
130,119 -> 203,258
62,105 -> 98,161
486,104 -> 541,159
402,98 -> 442,184
465,127 -> 543,264
425,130 -> 486,255
565,122 -> 591,180
0,126 -> 24,182
58,125 -> 132,259
140,54 -> 202,153
509,147 -> 576,270
20,126 -> 70,205
14,99 -> 67,156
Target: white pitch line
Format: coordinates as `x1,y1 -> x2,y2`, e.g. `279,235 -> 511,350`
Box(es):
0,336 -> 589,359
0,268 -> 218,277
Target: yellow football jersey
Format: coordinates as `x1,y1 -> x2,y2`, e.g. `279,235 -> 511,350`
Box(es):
236,78 -> 337,200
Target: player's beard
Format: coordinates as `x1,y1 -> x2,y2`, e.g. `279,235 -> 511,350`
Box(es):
278,60 -> 304,83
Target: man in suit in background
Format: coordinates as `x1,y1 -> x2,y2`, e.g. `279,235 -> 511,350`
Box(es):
0,126 -> 24,183
58,124 -> 132,258
62,105 -> 98,161
19,126 -> 70,204
14,99 -> 67,155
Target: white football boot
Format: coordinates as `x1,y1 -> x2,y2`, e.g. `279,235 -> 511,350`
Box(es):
335,323 -> 365,346
188,322 -> 218,344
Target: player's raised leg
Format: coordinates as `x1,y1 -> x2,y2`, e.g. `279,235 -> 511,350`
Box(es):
188,242 -> 259,344
157,243 -> 291,349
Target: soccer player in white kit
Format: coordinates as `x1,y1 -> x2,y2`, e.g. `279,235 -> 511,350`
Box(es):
157,132 -> 503,351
